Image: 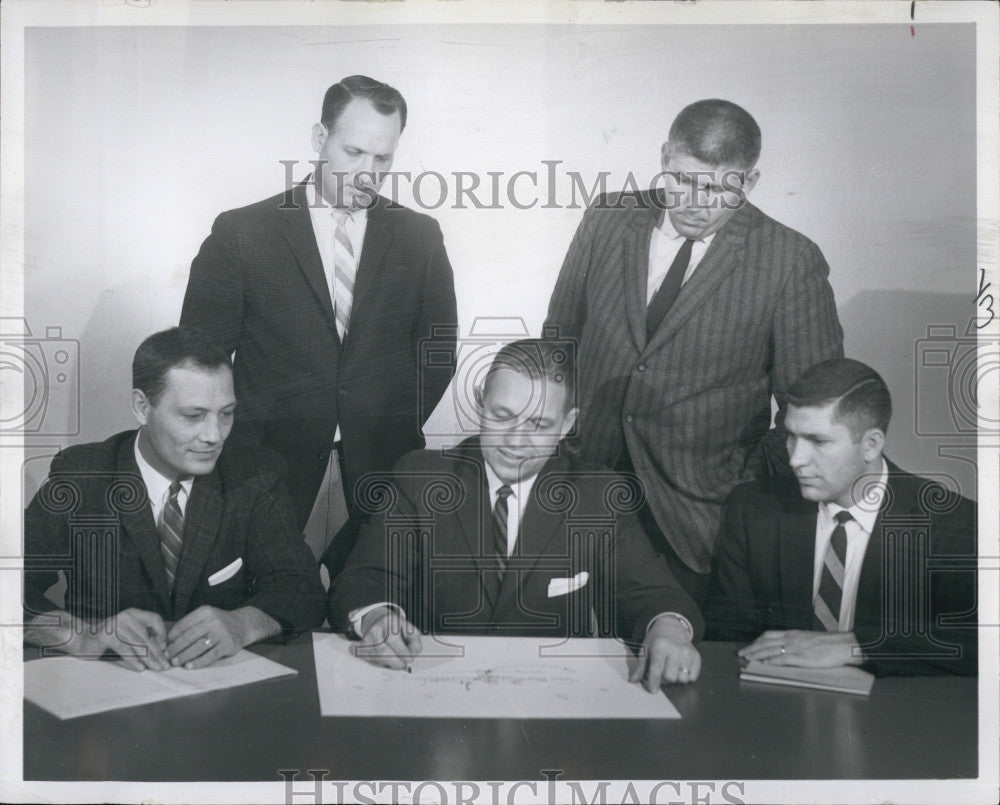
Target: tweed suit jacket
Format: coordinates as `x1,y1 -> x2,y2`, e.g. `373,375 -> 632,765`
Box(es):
23,431 -> 326,633
545,191 -> 843,573
328,438 -> 704,643
181,182 -> 458,526
703,461 -> 978,676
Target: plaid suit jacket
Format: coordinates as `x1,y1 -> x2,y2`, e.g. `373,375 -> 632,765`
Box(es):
546,192 -> 843,573
704,462 -> 978,676
23,431 -> 326,633
181,183 -> 458,525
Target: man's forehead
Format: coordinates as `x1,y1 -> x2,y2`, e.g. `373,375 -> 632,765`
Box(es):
785,401 -> 846,429
159,363 -> 234,398
484,367 -> 568,406
666,145 -> 747,176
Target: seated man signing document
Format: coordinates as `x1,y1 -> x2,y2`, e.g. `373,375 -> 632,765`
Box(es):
23,327 -> 325,670
704,358 -> 977,676
328,339 -> 703,689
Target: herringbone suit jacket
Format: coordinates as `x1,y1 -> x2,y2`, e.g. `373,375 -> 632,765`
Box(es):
545,192 -> 843,573
181,183 -> 458,526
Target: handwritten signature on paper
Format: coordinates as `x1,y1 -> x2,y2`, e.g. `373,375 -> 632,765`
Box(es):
976,268 -> 994,329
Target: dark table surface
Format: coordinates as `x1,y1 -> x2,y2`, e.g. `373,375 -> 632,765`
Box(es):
23,636 -> 978,782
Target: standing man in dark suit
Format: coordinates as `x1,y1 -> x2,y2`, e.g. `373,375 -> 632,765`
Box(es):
23,327 -> 325,671
329,340 -> 704,689
545,99 -> 844,604
181,76 -> 457,578
705,359 -> 977,676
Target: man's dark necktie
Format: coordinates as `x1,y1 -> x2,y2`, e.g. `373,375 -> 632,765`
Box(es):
160,481 -> 185,592
646,237 -> 695,340
492,485 -> 513,583
813,510 -> 852,631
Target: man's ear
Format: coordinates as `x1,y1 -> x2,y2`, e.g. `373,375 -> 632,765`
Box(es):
130,389 -> 151,426
311,122 -> 328,154
472,383 -> 486,414
560,407 -> 579,438
660,141 -> 672,169
860,427 -> 885,463
741,166 -> 760,196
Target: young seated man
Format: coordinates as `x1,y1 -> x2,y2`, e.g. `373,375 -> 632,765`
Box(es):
704,358 -> 977,676
328,339 -> 703,690
23,327 -> 325,671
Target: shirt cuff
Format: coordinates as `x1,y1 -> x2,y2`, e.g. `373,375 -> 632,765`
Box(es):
646,611 -> 694,642
348,602 -> 405,638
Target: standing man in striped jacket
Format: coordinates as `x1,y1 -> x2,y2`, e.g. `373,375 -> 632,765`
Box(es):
545,99 -> 843,604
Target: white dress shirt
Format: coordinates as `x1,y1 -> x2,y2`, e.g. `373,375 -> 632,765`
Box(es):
646,217 -> 716,304
134,432 -> 194,527
812,459 -> 888,631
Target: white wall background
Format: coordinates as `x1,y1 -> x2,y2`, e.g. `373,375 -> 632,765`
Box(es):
22,23 -> 979,498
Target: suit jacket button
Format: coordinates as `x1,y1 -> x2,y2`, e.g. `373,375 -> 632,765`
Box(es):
317,450 -> 329,462
636,363 -> 646,372
338,389 -> 347,397
624,414 -> 634,423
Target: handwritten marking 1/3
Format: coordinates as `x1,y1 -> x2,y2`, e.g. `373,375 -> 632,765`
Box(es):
976,268 -> 994,329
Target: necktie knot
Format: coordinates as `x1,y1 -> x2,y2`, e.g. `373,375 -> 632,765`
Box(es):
497,485 -> 513,503
168,480 -> 183,500
834,510 -> 853,526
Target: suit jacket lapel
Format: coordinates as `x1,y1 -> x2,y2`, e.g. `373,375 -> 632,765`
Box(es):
442,441 -> 496,595
282,181 -> 338,333
349,196 -> 393,334
171,470 -> 225,618
644,203 -> 752,354
115,436 -> 173,613
623,208 -> 656,353
777,495 -> 820,625
493,453 -> 573,616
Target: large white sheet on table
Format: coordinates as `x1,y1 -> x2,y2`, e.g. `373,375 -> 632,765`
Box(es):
312,633 -> 680,719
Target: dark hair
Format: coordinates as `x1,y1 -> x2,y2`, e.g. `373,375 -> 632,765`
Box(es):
132,327 -> 232,405
321,75 -> 407,132
787,358 -> 892,439
483,338 -> 576,410
668,99 -> 762,171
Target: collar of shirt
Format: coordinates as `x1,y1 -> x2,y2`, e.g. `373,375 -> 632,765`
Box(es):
812,458 -> 889,629
133,432 -> 194,519
482,459 -> 540,528
646,216 -> 716,304
307,176 -> 369,260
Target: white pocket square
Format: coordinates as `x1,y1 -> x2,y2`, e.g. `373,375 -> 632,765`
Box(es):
207,557 -> 243,586
547,571 -> 589,598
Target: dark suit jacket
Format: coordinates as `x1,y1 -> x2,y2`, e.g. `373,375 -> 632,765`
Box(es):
23,431 -> 326,634
703,462 -> 978,676
181,183 -> 458,525
328,438 -> 704,644
545,192 -> 843,573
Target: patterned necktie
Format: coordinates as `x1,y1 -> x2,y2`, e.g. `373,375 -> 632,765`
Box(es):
160,481 -> 185,592
332,209 -> 357,340
814,510 -> 853,631
646,237 -> 695,340
492,485 -> 514,582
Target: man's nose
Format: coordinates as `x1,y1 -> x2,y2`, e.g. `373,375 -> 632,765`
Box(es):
199,416 -> 223,444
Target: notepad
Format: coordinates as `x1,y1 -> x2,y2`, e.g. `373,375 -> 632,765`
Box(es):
739,661 -> 875,696
25,650 -> 296,719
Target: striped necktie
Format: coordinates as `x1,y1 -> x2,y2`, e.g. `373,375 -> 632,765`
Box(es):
160,481 -> 185,592
814,510 -> 852,631
492,485 -> 514,582
332,209 -> 357,340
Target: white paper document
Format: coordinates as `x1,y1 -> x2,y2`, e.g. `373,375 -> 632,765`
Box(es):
312,633 -> 681,719
25,650 -> 296,720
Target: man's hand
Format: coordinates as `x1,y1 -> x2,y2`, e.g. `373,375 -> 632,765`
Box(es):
738,629 -> 862,668
24,608 -> 170,672
354,606 -> 423,671
166,605 -> 280,669
629,617 -> 701,691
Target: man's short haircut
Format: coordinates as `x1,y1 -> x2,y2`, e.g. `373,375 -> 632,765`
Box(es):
483,338 -> 576,410
132,327 -> 232,405
787,358 -> 892,439
668,99 -> 762,171
321,75 -> 407,132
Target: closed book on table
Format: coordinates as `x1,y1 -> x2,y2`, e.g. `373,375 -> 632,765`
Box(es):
739,661 -> 875,696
